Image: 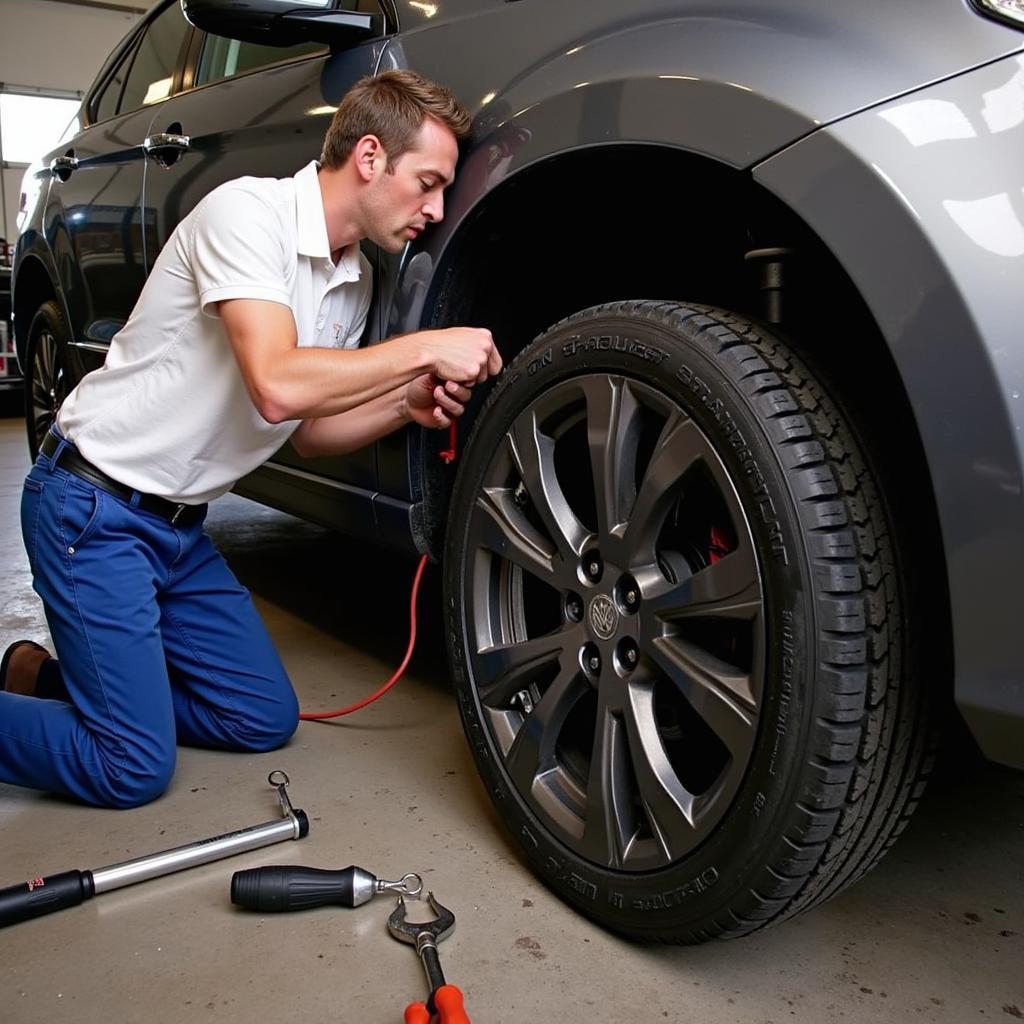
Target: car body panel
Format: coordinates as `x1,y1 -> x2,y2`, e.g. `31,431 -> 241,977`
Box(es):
383,0 -> 1022,340
385,0 -> 1024,319
391,0 -> 1022,133
43,102 -> 155,381
754,53 -> 1024,768
375,0 -> 1024,517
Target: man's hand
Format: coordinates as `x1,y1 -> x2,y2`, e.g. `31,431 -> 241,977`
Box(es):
402,375 -> 473,429
418,327 -> 502,384
219,299 -> 501,424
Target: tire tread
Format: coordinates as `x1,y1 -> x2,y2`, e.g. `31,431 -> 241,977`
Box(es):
582,301 -> 933,940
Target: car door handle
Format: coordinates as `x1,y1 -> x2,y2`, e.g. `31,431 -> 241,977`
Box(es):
144,130 -> 191,169
50,153 -> 79,182
143,133 -> 191,153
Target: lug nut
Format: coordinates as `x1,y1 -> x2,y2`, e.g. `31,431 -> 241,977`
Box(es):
565,594 -> 583,622
581,643 -> 602,678
619,575 -> 640,612
583,552 -> 603,582
617,638 -> 640,673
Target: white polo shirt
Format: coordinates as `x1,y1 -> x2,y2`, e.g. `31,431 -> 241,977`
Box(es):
57,161 -> 372,504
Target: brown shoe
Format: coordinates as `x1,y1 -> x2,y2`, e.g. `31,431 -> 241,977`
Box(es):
0,640 -> 51,696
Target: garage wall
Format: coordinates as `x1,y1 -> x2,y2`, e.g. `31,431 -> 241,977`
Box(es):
0,0 -> 144,240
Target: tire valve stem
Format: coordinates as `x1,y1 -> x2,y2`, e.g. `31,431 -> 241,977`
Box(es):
513,481 -> 529,509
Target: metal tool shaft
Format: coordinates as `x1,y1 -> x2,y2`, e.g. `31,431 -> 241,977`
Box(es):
416,937 -> 448,998
93,814 -> 303,893
0,770 -> 308,928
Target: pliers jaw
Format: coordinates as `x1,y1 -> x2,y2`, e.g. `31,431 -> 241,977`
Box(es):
388,893 -> 468,1022
387,891 -> 456,945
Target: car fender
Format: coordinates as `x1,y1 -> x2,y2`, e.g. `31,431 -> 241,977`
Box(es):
753,54 -> 1024,768
385,0 -> 1022,332
11,231 -> 67,370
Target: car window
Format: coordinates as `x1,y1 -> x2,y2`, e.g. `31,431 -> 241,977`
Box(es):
195,37 -> 327,87
194,0 -> 385,87
92,36 -> 138,124
118,3 -> 191,114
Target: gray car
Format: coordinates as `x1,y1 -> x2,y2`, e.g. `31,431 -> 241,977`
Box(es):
12,0 -> 1024,942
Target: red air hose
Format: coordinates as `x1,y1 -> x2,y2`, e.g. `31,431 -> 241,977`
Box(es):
298,420 -> 458,720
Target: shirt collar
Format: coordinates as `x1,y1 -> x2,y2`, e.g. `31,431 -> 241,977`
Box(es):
293,160 -> 363,286
294,161 -> 330,259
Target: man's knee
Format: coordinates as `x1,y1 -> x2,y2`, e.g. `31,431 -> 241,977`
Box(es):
84,746 -> 177,809
240,688 -> 300,752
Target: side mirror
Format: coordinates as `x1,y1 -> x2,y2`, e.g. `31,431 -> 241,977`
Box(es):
181,0 -> 376,48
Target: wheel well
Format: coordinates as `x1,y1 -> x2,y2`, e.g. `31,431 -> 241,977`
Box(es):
423,143 -> 952,692
12,255 -> 56,366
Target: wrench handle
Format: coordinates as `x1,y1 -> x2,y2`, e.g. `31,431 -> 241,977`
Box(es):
0,870 -> 93,927
419,943 -> 447,997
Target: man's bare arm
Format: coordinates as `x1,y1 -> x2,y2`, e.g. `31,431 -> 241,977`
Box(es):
290,388 -> 406,457
219,298 -> 499,423
291,378 -> 472,458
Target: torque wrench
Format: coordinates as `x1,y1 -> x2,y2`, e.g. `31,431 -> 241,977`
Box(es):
0,769 -> 309,928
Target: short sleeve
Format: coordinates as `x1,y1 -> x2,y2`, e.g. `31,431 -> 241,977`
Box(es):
189,184 -> 292,316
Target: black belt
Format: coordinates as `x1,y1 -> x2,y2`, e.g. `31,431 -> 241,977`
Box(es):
40,432 -> 207,527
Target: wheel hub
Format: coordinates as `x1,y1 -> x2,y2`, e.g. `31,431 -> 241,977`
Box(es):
463,371 -> 765,872
587,593 -> 618,639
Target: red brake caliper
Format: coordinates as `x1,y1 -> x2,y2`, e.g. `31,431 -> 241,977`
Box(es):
708,525 -> 731,564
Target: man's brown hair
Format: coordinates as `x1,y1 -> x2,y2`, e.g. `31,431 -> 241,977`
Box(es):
320,69 -> 471,170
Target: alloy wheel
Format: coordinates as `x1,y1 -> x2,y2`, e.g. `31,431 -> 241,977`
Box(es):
29,327 -> 66,452
463,374 -> 765,871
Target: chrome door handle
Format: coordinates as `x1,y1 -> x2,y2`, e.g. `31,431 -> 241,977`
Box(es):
50,154 -> 79,181
143,133 -> 190,152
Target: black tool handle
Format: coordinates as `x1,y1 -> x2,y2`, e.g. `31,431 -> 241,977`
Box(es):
231,865 -> 366,911
0,870 -> 94,927
421,944 -> 448,1013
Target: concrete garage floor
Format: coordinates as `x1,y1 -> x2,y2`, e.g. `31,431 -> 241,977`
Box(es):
0,407 -> 1021,1024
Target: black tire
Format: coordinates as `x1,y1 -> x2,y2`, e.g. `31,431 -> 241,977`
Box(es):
443,301 -> 933,941
24,300 -> 71,459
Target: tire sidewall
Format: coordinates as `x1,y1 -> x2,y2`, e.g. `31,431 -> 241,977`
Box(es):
444,307 -> 823,936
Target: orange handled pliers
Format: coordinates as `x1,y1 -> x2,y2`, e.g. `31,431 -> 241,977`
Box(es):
389,893 -> 471,1024
403,984 -> 469,1023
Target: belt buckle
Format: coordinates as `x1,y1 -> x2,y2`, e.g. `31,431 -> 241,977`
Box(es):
170,503 -> 187,526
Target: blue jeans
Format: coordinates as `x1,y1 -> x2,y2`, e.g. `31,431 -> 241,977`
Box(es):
0,437 -> 299,808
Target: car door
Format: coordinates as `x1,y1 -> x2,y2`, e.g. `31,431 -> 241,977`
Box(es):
44,0 -> 192,381
137,1 -> 392,520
